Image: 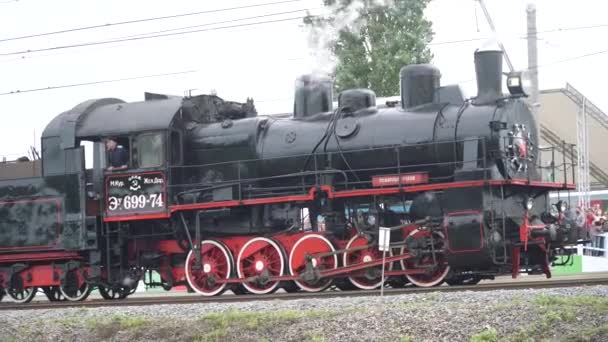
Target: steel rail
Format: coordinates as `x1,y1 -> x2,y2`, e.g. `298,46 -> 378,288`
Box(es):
1,276 -> 607,311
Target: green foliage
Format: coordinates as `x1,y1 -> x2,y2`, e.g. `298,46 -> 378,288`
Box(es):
304,0 -> 434,97
400,335 -> 413,342
470,327 -> 499,342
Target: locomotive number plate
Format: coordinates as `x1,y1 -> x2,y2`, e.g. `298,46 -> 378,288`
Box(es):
105,172 -> 166,216
371,172 -> 429,187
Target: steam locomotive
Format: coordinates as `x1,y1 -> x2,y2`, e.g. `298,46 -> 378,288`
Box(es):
0,49 -> 585,303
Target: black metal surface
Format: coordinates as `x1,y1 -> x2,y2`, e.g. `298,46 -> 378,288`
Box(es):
76,98 -> 182,138
0,173 -> 86,251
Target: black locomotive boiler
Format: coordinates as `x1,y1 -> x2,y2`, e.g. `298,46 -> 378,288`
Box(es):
0,49 -> 585,302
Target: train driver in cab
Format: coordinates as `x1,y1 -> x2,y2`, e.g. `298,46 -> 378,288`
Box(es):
105,137 -> 129,171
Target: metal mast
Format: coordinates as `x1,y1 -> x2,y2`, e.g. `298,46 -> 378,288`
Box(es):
476,0 -> 514,72
576,97 -> 591,209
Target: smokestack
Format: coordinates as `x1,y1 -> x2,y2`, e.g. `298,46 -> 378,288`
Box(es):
293,75 -> 333,118
473,49 -> 504,105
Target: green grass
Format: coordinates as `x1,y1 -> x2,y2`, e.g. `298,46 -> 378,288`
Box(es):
562,323 -> 608,342
83,314 -> 150,339
497,294 -> 608,342
534,294 -> 608,312
85,314 -> 149,330
470,327 -> 499,342
309,333 -> 326,342
467,294 -> 608,342
193,309 -> 335,342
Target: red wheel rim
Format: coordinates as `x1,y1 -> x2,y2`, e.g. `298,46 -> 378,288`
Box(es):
237,237 -> 285,294
288,234 -> 337,292
343,235 -> 393,290
401,229 -> 450,287
185,240 -> 232,296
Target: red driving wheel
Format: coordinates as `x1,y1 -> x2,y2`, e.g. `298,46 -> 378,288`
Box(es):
236,237 -> 285,294
400,229 -> 450,287
185,240 -> 233,296
343,235 -> 393,290
288,234 -> 337,292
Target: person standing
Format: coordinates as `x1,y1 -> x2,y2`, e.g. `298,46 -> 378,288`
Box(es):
105,137 -> 128,171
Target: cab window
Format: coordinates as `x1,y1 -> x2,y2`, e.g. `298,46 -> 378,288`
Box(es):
134,132 -> 164,168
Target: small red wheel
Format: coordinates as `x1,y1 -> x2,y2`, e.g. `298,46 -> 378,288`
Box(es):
343,235 -> 393,290
400,229 -> 450,287
185,240 -> 233,296
288,234 -> 337,292
236,237 -> 285,295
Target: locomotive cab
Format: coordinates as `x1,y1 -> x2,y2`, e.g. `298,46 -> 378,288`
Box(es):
43,96 -> 188,224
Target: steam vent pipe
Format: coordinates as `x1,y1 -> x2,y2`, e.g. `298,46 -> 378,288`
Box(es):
473,49 -> 504,105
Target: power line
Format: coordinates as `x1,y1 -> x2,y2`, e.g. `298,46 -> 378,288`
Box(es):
536,23 -> 608,35
430,22 -> 608,47
0,70 -> 196,96
4,46 -> 605,97
532,48 -> 608,69
0,16 -> 306,57
113,8 -> 321,40
0,9 -> 321,64
429,37 -> 487,46
0,0 -> 306,43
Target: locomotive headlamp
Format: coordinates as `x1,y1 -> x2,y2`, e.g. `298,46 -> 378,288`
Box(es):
525,197 -> 534,210
507,71 -> 531,96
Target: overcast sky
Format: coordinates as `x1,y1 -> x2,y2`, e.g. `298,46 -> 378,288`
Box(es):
0,0 -> 607,159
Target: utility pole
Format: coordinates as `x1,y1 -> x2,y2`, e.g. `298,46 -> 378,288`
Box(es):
526,4 -> 540,118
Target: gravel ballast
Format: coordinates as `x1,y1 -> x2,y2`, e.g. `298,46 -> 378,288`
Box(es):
1,285 -> 608,342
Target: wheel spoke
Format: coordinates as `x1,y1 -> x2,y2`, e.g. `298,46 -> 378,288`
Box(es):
402,229 -> 450,287
236,237 -> 284,294
289,234 -> 337,292
185,240 -> 233,296
344,235 -> 393,290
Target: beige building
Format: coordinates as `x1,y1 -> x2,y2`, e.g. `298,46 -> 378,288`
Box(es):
539,84 -> 608,190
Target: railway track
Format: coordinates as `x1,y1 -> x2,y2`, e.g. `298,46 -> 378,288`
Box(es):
1,275 -> 608,311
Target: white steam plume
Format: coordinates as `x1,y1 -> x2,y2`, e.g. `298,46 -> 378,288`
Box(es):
304,0 -> 395,78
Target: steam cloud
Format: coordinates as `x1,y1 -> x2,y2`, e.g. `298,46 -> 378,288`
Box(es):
304,0 -> 395,78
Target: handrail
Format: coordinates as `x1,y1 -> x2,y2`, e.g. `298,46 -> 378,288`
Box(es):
166,135 -> 573,205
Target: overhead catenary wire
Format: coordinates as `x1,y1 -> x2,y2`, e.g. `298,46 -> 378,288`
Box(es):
0,7 -> 605,61
4,46 -> 602,97
116,7 -> 324,40
0,16 -> 307,57
430,22 -> 608,46
0,70 -> 196,96
0,8 -> 318,65
0,0 -> 307,43
2,19 -> 599,60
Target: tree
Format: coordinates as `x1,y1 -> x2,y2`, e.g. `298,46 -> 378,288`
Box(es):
304,0 -> 434,97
